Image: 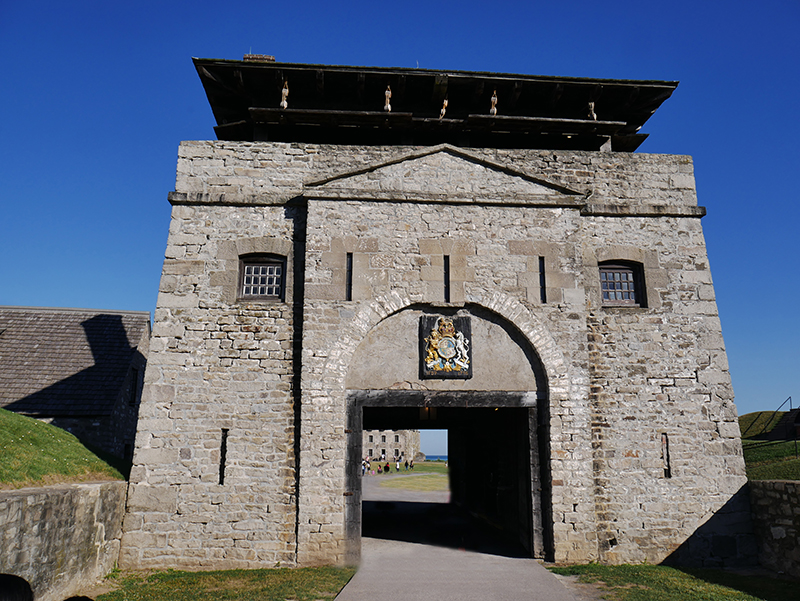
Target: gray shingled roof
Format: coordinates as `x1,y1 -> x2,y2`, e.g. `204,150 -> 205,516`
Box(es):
0,307 -> 150,417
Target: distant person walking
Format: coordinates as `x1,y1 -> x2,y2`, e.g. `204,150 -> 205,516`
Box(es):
396,458 -> 400,472
404,459 -> 409,471
410,459 -> 414,470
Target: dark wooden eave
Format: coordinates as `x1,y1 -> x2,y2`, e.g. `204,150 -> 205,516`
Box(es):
195,58 -> 678,152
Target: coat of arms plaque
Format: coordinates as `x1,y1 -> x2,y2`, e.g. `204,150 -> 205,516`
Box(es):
419,315 -> 472,379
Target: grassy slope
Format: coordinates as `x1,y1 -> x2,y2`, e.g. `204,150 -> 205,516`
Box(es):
738,411 -> 800,481
0,408 -> 123,489
739,411 -> 786,439
742,439 -> 800,481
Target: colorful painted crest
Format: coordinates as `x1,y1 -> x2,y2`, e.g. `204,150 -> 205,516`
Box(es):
419,315 -> 472,379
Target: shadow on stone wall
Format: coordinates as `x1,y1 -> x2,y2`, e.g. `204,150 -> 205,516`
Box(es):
6,314 -> 145,459
749,480 -> 800,579
663,484 -> 758,568
363,499 -> 529,558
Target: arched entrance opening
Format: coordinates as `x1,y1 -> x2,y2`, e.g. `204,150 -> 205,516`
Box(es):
343,304 -> 553,563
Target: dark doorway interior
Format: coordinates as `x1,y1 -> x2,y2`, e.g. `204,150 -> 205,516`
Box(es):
363,499 -> 530,558
346,391 -> 549,563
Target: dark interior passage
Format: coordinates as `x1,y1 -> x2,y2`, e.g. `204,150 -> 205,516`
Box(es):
357,403 -> 540,557
362,500 -> 529,558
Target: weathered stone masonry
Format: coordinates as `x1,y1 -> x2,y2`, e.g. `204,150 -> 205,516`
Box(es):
122,138 -> 750,568
122,60 -> 751,569
1,481 -> 127,601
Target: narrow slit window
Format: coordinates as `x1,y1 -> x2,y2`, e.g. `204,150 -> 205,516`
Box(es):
345,252 -> 353,301
443,255 -> 451,303
219,428 -> 229,485
539,256 -> 547,303
128,368 -> 139,407
661,433 -> 672,478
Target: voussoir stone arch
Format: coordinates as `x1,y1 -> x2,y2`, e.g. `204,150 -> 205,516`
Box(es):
321,289 -> 570,402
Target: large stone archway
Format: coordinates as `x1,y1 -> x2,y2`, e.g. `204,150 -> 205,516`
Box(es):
317,290 -> 571,399
297,291 -> 576,565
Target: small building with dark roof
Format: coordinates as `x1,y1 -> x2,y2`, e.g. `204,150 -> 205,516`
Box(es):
0,306 -> 150,459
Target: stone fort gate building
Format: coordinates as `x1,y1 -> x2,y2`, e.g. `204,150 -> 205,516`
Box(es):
121,57 -> 750,569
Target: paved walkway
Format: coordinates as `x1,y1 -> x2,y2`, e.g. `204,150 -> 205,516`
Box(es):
335,473 -> 583,601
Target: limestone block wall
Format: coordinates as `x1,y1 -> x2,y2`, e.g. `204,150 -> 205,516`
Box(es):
0,481 -> 126,601
172,141 -> 698,210
296,193 -> 592,564
127,140 -> 747,569
121,203 -> 300,569
750,481 -> 800,578
584,215 -> 747,564
363,430 -> 420,461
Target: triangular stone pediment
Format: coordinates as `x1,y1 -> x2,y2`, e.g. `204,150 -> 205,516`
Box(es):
304,144 -> 584,205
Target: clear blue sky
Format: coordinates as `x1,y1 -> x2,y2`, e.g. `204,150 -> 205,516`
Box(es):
1,1 -> 797,421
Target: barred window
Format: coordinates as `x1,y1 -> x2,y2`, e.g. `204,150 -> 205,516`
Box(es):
239,256 -> 285,300
600,262 -> 645,306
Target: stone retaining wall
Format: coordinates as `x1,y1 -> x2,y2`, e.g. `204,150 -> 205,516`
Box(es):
749,480 -> 800,579
0,481 -> 127,601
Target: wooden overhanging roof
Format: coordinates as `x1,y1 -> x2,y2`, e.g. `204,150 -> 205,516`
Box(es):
195,58 -> 678,152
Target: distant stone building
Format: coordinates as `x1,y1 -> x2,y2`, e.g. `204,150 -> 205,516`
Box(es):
0,306 -> 150,459
122,58 -> 752,570
362,429 -> 420,461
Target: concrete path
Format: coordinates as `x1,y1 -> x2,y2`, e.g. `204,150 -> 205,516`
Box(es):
335,473 -> 582,601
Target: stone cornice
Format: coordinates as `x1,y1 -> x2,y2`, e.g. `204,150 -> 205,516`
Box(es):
169,191 -> 705,217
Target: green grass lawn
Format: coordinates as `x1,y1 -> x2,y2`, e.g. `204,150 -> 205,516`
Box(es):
742,439 -> 800,480
746,458 -> 800,481
96,566 -> 355,601
368,460 -> 448,475
0,407 -> 123,489
411,460 -> 449,475
737,412 -> 800,481
742,439 -> 800,463
549,564 -> 798,601
379,473 -> 449,492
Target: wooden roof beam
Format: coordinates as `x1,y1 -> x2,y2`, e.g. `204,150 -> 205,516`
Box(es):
316,70 -> 324,99
508,82 -> 523,109
432,74 -> 448,104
